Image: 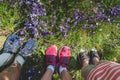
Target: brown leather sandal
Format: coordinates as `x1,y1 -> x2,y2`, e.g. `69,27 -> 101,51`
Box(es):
89,48 -> 100,64
77,49 -> 89,68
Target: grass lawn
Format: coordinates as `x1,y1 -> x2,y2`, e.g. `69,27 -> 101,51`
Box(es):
0,1 -> 120,80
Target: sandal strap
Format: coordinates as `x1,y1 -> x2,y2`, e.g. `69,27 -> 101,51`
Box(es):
89,49 -> 100,64
77,51 -> 89,68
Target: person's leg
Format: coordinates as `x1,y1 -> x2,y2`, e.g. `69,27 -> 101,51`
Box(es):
0,33 -> 21,68
93,57 -> 100,65
0,35 -> 36,80
41,45 -> 57,80
0,55 -> 25,80
80,48 -> 100,79
77,49 -> 90,79
89,48 -> 100,65
78,49 -> 89,69
60,69 -> 72,80
0,63 -> 22,80
41,68 -> 53,80
58,46 -> 72,80
0,53 -> 13,67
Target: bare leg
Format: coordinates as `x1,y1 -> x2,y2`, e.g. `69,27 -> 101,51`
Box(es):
0,63 -> 22,80
60,70 -> 72,80
41,68 -> 53,80
93,57 -> 100,65
81,59 -> 89,78
82,59 -> 89,68
41,45 -> 57,80
0,55 -> 24,80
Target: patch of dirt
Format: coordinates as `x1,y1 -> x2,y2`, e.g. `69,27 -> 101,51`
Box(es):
0,29 -> 11,49
0,36 -> 6,49
0,29 -> 12,36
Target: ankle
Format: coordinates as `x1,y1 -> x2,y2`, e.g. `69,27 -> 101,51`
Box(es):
59,66 -> 67,74
93,57 -> 100,65
82,59 -> 89,67
13,55 -> 25,66
47,65 -> 55,73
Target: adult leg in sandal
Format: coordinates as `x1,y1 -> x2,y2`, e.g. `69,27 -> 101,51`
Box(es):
77,49 -> 90,79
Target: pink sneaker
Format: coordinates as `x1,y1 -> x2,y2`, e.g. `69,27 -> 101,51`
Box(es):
58,46 -> 71,68
45,45 -> 57,66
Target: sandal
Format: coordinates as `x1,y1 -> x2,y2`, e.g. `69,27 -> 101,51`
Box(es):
77,49 -> 89,68
89,48 -> 100,64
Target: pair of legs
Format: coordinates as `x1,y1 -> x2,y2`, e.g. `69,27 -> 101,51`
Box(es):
0,63 -> 22,80
80,49 -> 120,80
82,57 -> 100,68
41,45 -> 72,80
41,68 -> 71,80
0,53 -> 25,80
0,33 -> 36,80
79,49 -> 100,79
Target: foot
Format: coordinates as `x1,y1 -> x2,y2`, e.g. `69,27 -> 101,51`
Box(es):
18,38 -> 36,58
3,33 -> 21,54
58,46 -> 71,68
89,48 -> 100,64
45,45 -> 57,66
77,49 -> 89,68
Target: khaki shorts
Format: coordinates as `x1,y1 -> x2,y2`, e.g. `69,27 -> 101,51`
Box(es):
81,60 -> 108,80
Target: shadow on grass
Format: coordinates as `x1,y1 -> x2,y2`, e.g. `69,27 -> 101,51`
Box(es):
20,53 -> 46,80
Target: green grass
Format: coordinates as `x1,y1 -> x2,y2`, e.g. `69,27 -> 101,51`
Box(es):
0,1 -> 120,80
0,2 -> 20,31
22,22 -> 120,80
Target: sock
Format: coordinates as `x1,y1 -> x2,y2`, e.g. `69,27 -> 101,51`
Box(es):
0,53 -> 13,67
13,55 -> 25,66
59,66 -> 67,74
47,65 -> 55,73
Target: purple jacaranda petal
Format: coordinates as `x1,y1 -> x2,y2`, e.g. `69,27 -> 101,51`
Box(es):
63,32 -> 67,38
64,23 -> 70,29
67,17 -> 71,22
111,7 -> 117,16
31,27 -> 38,38
88,16 -> 94,22
51,20 -> 56,27
19,37 -> 25,42
60,27 -> 64,32
28,76 -> 33,80
82,25 -> 87,30
100,9 -> 105,13
89,24 -> 94,28
42,29 -> 49,36
97,13 -> 105,21
19,29 -> 24,35
81,13 -> 86,20
73,20 -> 78,24
26,23 -> 32,30
26,0 -> 32,5
44,43 -> 48,46
97,3 -> 101,7
53,15 -> 56,19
